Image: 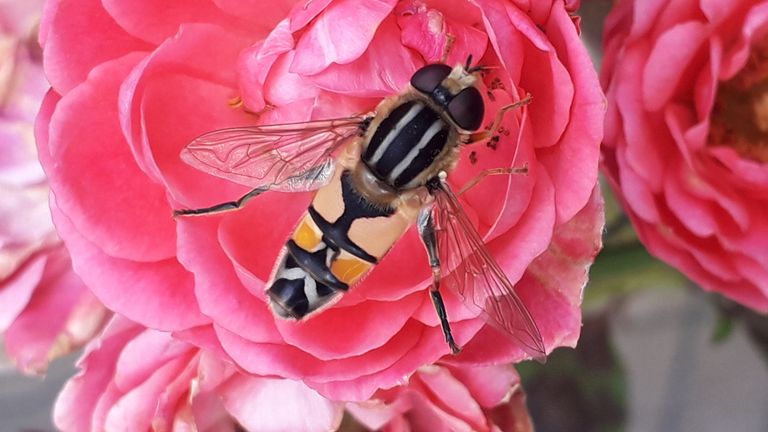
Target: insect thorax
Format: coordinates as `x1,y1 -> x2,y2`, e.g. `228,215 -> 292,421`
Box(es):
361,96 -> 457,191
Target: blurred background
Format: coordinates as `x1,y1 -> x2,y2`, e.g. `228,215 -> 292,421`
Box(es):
2,1 -> 767,431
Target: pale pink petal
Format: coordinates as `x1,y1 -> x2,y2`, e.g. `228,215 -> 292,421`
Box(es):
290,0 -> 396,75
103,353 -> 195,431
237,20 -> 295,112
0,254 -> 45,331
396,2 -> 488,64
3,250 -> 101,374
446,363 -> 519,408
643,21 -> 709,111
54,319 -> 144,432
305,17 -> 419,97
220,376 -> 343,432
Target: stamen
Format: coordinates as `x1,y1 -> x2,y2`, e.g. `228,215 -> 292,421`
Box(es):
709,39 -> 768,162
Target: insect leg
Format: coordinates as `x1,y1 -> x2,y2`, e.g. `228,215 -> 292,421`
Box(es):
174,161 -> 337,218
417,208 -> 461,355
464,93 -> 532,144
173,186 -> 269,218
456,164 -> 529,196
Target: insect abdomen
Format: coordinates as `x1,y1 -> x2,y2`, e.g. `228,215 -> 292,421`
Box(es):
362,101 -> 450,190
267,167 -> 415,319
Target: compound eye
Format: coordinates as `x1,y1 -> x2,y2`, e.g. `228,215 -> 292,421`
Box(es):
411,64 -> 452,94
448,87 -> 485,130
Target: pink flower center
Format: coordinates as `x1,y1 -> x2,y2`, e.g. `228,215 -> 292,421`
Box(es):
710,38 -> 768,163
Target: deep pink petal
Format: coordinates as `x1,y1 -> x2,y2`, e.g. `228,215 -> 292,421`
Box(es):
41,0 -> 152,93
51,201 -> 208,331
489,168 -> 556,286
614,42 -> 670,192
288,0 -> 333,32
118,24 -> 256,206
213,0 -> 296,30
306,320 -> 485,401
102,0 -> 256,45
177,214 -> 283,344
274,292 -> 423,360
45,53 -> 177,262
535,4 -> 604,223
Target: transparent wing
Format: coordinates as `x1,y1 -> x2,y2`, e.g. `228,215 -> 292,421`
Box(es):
181,116 -> 366,190
431,179 -> 546,361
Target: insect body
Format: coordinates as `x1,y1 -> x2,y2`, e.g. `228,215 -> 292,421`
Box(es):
175,61 -> 545,359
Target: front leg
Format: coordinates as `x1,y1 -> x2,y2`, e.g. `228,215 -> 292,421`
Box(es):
417,208 -> 461,355
464,93 -> 532,144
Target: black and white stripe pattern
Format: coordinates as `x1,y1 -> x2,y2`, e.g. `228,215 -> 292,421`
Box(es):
268,251 -> 339,319
363,101 -> 449,189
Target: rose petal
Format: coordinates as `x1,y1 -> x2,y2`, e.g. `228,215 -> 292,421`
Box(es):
220,376 -> 344,432
41,0 -> 151,93
305,16 -> 419,97
51,200 -> 208,331
44,53 -> 177,262
290,0 -> 397,75
102,0 -> 254,45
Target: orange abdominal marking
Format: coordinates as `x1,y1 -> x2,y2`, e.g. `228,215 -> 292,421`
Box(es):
331,257 -> 371,284
293,218 -> 321,250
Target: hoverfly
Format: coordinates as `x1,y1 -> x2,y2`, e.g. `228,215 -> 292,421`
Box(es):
174,58 -> 545,359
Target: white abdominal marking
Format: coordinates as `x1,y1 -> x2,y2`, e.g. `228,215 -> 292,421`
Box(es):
278,267 -> 306,280
276,264 -> 320,306
369,103 -> 424,164
303,275 -> 319,305
389,119 -> 443,181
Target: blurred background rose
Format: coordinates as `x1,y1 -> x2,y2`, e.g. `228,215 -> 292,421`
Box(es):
0,0 -> 107,375
601,0 -> 768,311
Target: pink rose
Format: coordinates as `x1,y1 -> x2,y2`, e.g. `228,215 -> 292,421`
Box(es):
38,0 -> 604,400
348,362 -> 532,432
56,317 -> 531,431
0,0 -> 107,374
602,0 -> 768,310
54,317 -> 343,432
